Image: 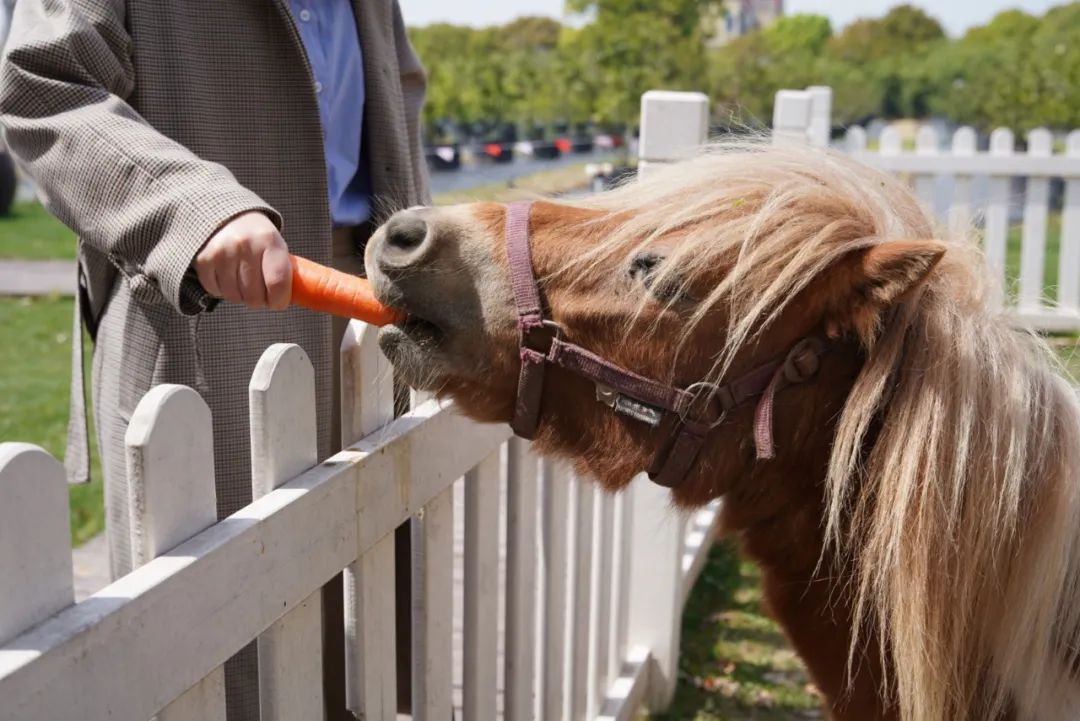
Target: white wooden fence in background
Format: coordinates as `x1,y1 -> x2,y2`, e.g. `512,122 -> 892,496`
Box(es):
0,91 -> 718,721
775,86 -> 1080,332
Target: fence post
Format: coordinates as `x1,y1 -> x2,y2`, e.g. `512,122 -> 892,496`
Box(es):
638,90 -> 709,179
1019,128 -> 1053,312
624,476 -> 685,711
125,384 -> 227,721
949,127 -> 977,235
772,89 -> 812,145
463,449 -> 501,721
250,344 -> 324,721
1061,130 -> 1080,314
806,85 -> 832,147
340,319 -> 398,721
503,437 -> 540,721
985,128 -> 1015,306
0,444 -> 73,646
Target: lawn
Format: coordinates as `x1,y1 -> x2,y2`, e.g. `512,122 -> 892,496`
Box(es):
1005,213 -> 1063,306
0,296 -> 103,545
0,201 -> 77,259
654,541 -> 822,721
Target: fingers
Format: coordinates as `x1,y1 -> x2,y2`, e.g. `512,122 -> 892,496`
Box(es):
237,253 -> 268,308
192,212 -> 290,311
263,241 -> 293,310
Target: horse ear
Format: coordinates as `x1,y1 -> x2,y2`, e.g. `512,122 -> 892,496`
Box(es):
825,240 -> 946,342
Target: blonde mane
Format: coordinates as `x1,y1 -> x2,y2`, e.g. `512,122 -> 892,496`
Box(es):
565,141 -> 1080,720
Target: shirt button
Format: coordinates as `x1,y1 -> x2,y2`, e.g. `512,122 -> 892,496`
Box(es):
299,9 -> 312,21
314,80 -> 323,94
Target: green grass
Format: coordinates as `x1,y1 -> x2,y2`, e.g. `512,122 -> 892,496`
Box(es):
653,541 -> 822,721
0,201 -> 77,260
1005,213 -> 1063,305
0,296 -> 103,545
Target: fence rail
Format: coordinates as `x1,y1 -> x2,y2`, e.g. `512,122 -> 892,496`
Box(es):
0,329 -> 718,721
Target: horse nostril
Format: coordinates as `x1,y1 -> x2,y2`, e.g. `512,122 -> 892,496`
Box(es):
385,215 -> 428,252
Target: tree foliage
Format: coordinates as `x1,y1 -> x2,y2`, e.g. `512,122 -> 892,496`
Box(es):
407,2 -> 1080,136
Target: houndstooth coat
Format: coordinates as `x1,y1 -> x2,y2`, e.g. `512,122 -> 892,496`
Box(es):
0,1 -> 428,717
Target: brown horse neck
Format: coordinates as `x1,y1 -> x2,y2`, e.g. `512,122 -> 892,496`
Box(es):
703,340 -> 898,721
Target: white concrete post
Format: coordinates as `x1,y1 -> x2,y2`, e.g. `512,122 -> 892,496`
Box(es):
772,89 -> 812,145
806,86 -> 832,148
638,90 -> 709,179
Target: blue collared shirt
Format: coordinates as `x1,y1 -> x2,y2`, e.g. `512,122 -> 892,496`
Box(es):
288,0 -> 370,227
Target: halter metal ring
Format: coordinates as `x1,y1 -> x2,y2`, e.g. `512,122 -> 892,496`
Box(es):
681,381 -> 730,429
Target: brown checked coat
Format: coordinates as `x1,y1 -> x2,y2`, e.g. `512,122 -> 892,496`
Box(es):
0,1 -> 428,717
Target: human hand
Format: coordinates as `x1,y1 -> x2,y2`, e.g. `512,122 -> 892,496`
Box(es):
194,211 -> 292,310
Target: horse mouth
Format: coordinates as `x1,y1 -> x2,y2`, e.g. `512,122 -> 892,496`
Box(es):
377,311 -> 448,390
394,314 -> 443,345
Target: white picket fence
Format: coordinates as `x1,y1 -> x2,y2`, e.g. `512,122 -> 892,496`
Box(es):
0,326 -> 719,721
774,86 -> 1080,332
0,92 -> 719,721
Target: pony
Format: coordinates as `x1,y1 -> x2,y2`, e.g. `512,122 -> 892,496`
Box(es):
363,140 -> 1080,721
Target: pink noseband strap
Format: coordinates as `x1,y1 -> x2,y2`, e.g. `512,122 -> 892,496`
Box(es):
503,201 -> 827,488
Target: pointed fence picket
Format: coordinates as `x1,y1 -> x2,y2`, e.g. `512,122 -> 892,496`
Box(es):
0,444 -> 73,647
341,319 -> 397,721
568,476 -> 596,721
249,344 -> 323,721
1062,131 -> 1080,315
125,384 -> 227,721
503,437 -> 540,721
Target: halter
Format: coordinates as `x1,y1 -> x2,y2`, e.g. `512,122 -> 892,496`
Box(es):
505,201 -> 827,488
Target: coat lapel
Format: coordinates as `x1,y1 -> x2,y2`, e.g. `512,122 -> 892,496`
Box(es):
352,0 -> 414,214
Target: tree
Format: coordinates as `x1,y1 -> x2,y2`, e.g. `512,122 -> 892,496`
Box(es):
917,6 -> 1080,132
763,14 -> 831,57
829,4 -> 945,65
707,14 -> 833,126
827,4 -> 945,117
563,0 -> 712,127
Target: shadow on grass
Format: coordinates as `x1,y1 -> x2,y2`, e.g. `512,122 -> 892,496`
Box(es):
652,540 -> 823,721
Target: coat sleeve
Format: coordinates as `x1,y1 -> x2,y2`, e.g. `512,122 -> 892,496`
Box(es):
391,0 -> 431,205
0,0 -> 282,315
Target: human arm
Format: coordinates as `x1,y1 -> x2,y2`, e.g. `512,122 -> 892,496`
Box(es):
0,0 -> 282,314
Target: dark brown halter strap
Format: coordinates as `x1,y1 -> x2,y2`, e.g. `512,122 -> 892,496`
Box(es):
504,201 -> 827,488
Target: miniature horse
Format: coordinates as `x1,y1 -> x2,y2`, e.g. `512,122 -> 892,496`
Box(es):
364,141 -> 1080,721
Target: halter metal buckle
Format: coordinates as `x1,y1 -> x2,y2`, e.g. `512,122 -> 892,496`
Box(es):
595,384 -> 664,427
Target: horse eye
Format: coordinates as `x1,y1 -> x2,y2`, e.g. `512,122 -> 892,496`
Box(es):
630,251 -> 692,304
629,252 -> 664,285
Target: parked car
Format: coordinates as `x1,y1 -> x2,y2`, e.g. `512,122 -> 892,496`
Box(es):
424,143 -> 461,171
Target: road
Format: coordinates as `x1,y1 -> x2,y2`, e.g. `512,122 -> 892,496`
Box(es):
428,148 -> 620,195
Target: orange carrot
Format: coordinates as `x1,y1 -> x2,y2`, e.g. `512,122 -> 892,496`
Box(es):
289,254 -> 404,326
